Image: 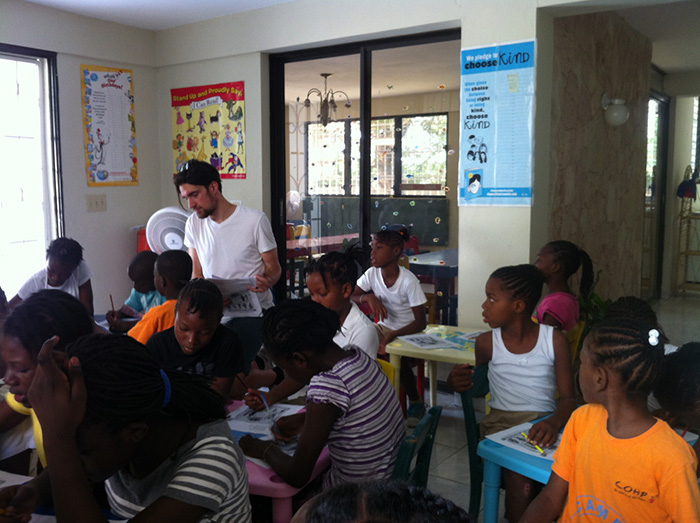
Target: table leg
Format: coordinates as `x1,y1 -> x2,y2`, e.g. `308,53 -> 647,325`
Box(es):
271,497 -> 293,523
428,361 -> 438,407
482,459 -> 502,523
389,353 -> 402,397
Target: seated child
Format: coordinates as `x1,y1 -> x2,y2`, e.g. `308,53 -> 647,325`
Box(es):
107,251 -> 165,333
654,341 -> 700,475
245,249 -> 379,409
534,240 -> 593,330
448,265 -> 575,523
0,289 -> 94,469
1,334 -> 251,522
146,278 -> 243,398
9,237 -> 94,316
521,319 -> 700,522
239,299 -> 405,490
353,228 -> 427,426
129,250 -> 192,344
291,480 -> 471,523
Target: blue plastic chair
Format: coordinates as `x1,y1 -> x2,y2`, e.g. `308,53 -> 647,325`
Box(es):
391,405 -> 442,488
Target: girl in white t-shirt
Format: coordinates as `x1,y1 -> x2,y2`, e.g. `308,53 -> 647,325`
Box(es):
244,248 -> 378,410
353,228 -> 426,425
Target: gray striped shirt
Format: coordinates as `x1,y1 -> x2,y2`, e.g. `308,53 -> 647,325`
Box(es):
106,420 -> 251,522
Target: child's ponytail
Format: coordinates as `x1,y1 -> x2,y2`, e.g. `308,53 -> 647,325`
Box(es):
546,240 -> 594,296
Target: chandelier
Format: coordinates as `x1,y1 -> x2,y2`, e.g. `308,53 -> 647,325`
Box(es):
303,73 -> 352,127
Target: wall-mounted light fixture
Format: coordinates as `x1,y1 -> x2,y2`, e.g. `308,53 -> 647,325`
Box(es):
601,93 -> 629,127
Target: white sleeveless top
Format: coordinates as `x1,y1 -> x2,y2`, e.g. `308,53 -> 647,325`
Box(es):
488,324 -> 557,413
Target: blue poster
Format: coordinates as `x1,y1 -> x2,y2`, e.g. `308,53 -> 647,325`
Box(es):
459,40 -> 535,206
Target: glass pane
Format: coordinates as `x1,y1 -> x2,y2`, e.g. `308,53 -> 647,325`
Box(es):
401,115 -> 447,196
0,56 -> 51,296
284,55 -> 360,298
370,118 -> 394,196
370,40 -> 460,324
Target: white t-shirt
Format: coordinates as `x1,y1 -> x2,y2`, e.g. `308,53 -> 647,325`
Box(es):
18,260 -> 92,301
184,204 -> 277,310
334,302 -> 379,359
488,324 -> 557,413
356,266 -> 426,330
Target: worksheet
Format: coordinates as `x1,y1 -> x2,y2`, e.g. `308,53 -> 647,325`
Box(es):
398,333 -> 462,350
485,421 -> 561,461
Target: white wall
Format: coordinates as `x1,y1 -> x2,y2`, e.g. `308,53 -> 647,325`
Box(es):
2,0 -> 161,313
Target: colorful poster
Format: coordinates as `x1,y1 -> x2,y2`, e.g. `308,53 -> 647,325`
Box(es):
458,40 -> 535,206
170,82 -> 246,179
81,65 -> 138,186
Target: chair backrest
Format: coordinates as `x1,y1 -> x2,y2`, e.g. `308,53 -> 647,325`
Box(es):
391,405 -> 442,488
459,364 -> 489,519
378,358 -> 397,388
566,320 -> 586,362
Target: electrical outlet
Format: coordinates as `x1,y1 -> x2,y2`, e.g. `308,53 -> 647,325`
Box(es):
86,194 -> 107,212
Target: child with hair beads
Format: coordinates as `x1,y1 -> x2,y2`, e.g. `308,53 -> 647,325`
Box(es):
107,251 -> 164,333
239,299 -> 405,490
353,228 -> 427,425
147,279 -> 243,398
654,341 -> 700,474
534,240 -> 593,330
0,289 -> 95,470
521,319 -> 700,522
9,237 -> 94,316
0,334 -> 251,522
291,480 -> 471,523
129,250 -> 192,344
245,248 -> 378,410
448,265 -> 575,523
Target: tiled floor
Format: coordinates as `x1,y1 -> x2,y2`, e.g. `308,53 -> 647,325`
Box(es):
425,294 -> 700,522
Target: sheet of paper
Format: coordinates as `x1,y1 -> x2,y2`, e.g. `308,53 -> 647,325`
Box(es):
227,403 -> 304,436
208,277 -> 262,318
485,421 -> 561,461
398,333 -> 462,349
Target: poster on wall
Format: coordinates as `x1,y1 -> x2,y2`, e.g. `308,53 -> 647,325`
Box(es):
170,81 -> 246,179
81,65 -> 138,186
458,40 -> 535,206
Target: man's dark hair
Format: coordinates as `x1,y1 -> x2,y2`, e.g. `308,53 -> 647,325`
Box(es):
173,159 -> 222,193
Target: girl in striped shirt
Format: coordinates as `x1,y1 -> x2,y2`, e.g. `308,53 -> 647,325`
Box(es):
239,299 -> 405,489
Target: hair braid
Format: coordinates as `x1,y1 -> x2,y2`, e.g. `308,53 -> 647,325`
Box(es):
67,334 -> 225,432
176,278 -> 223,320
2,290 -> 94,358
490,264 -> 545,313
305,243 -> 369,290
587,318 -> 666,396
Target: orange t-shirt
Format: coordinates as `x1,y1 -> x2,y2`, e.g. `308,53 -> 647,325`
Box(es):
128,299 -> 177,345
553,404 -> 700,522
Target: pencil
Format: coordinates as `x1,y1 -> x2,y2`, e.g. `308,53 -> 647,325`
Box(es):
235,374 -> 250,390
521,431 -> 546,456
260,392 -> 280,433
109,294 -> 116,316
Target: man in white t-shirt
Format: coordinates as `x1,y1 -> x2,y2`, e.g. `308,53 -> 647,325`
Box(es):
173,159 -> 282,369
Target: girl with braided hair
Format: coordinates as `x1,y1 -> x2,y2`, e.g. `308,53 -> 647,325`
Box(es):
291,480 -> 471,523
447,264 -> 575,522
534,240 -> 594,331
239,299 -> 404,491
0,333 -> 252,522
522,319 -> 700,522
0,289 -> 94,469
245,247 -> 378,411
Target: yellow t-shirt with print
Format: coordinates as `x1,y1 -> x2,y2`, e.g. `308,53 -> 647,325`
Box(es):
5,393 -> 45,467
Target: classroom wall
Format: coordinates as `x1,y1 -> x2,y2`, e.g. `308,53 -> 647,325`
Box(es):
1,0 -> 161,313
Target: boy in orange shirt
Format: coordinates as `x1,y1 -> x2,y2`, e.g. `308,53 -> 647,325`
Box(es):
128,250 -> 192,344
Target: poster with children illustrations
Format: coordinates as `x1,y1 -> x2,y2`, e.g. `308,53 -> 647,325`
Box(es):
171,81 -> 246,179
81,65 -> 138,186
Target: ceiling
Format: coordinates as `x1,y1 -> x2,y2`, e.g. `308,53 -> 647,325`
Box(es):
17,0 -> 700,86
